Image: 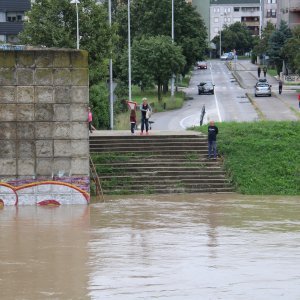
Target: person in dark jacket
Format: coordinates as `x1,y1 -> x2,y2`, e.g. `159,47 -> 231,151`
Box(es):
278,79 -> 283,94
208,120 -> 219,159
139,98 -> 152,135
257,66 -> 261,78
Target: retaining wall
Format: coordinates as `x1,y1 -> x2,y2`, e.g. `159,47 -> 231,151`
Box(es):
0,49 -> 90,205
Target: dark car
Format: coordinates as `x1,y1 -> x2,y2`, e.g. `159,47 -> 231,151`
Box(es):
198,81 -> 215,95
197,61 -> 208,69
254,80 -> 272,97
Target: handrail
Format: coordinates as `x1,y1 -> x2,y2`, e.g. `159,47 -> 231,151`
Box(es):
89,155 -> 105,202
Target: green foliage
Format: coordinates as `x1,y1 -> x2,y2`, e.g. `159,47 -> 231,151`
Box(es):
131,35 -> 186,101
212,22 -> 254,55
114,0 -> 207,77
89,83 -> 110,129
196,121 -> 300,195
267,21 -> 292,75
252,21 -> 276,58
281,25 -> 300,74
19,0 -> 116,83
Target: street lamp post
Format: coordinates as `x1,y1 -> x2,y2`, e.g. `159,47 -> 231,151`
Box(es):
70,0 -> 80,49
128,0 -> 132,101
219,14 -> 224,57
108,0 -> 113,129
171,0 -> 175,97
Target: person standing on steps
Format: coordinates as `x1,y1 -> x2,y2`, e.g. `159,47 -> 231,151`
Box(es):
263,66 -> 267,78
278,79 -> 283,94
130,109 -> 137,135
257,66 -> 261,78
208,120 -> 218,159
140,98 -> 152,135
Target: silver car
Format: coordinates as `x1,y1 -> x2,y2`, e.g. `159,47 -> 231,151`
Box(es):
254,81 -> 272,97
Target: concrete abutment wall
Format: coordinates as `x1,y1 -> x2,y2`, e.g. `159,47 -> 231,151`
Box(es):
0,49 -> 90,205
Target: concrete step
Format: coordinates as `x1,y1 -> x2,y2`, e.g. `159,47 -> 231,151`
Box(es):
103,187 -> 235,194
91,148 -> 208,154
90,133 -> 233,195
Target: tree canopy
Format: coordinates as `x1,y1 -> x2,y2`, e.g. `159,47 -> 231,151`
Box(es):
267,20 -> 292,74
212,22 -> 254,55
130,35 -> 186,101
19,0 -> 116,83
114,0 -> 207,76
281,25 -> 300,74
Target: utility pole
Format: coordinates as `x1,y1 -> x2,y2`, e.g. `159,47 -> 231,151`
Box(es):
128,0 -> 132,101
171,0 -> 175,98
108,0 -> 113,129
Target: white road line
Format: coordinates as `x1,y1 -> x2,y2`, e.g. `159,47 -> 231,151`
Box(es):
180,115 -> 193,129
209,62 -> 222,122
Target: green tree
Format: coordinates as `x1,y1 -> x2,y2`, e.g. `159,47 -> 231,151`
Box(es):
212,22 -> 253,55
19,0 -> 116,84
267,20 -> 292,75
131,35 -> 185,101
114,0 -> 206,77
252,21 -> 276,59
281,25 -> 300,74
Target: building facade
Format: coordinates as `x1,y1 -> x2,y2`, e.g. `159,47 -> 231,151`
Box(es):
262,0 -> 278,27
277,0 -> 300,29
209,0 -> 260,41
0,0 -> 31,44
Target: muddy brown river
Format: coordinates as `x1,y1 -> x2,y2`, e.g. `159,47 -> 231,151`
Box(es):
1,194 -> 300,299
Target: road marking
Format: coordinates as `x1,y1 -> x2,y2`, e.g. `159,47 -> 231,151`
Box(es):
210,64 -> 222,122
180,115 -> 193,129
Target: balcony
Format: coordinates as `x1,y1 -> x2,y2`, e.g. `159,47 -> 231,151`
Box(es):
242,21 -> 260,27
289,0 -> 300,12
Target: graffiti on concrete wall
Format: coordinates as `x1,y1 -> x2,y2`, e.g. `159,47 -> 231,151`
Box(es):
0,179 -> 90,206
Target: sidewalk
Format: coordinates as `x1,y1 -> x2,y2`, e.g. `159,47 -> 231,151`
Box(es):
230,60 -> 299,121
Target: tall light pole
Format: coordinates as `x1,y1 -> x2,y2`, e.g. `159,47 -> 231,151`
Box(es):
171,0 -> 175,97
108,0 -> 113,129
219,14 -> 224,57
259,0 -> 262,38
70,0 -> 80,49
128,0 -> 132,101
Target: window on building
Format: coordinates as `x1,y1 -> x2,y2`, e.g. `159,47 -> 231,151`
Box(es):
214,27 -> 219,33
214,17 -> 219,23
213,7 -> 220,13
267,0 -> 276,3
271,9 -> 276,17
6,12 -> 24,22
234,7 -> 240,12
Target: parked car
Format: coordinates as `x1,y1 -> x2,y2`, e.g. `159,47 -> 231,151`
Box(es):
198,81 -> 215,95
254,80 -> 272,97
197,61 -> 208,69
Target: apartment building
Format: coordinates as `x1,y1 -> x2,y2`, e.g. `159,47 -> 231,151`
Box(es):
0,0 -> 31,43
262,0 -> 278,27
277,0 -> 300,29
210,0 -> 261,41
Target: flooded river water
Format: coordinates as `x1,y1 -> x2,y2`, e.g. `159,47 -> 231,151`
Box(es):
1,194 -> 300,299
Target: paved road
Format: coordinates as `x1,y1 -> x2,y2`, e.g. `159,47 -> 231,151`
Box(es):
151,59 -> 299,131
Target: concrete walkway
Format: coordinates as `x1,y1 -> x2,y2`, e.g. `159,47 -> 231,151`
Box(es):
90,130 -> 203,136
231,60 -> 299,121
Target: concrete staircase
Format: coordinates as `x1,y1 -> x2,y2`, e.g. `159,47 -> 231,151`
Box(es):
89,133 -> 234,195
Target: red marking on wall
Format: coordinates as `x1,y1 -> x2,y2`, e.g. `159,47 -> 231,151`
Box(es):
37,200 -> 61,207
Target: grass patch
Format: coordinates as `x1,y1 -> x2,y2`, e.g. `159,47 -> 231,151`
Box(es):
115,86 -> 185,130
195,121 -> 300,195
267,68 -> 277,77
